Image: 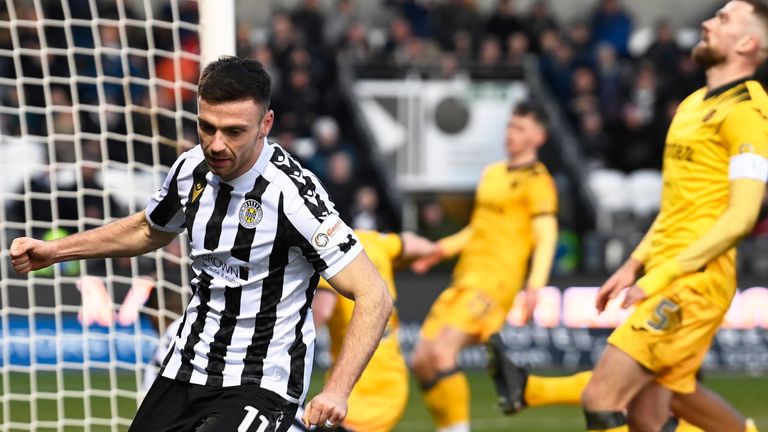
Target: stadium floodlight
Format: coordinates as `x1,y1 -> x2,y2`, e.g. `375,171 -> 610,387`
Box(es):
0,0 -> 233,430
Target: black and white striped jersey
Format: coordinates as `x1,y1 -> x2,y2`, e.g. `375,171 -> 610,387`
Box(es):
144,139 -> 362,404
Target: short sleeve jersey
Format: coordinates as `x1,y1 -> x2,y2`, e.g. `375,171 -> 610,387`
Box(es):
453,161 -> 557,299
145,140 -> 362,404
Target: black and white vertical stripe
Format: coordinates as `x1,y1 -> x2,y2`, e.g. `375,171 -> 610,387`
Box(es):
146,141 -> 361,404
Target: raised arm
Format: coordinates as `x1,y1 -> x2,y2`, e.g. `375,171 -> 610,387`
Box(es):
302,251 -> 393,429
10,211 -> 177,275
634,178 -> 764,298
410,226 -> 473,274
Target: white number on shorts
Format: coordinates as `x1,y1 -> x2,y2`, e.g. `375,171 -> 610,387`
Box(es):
238,406 -> 268,432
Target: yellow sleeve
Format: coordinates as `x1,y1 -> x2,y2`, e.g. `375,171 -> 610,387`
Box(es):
637,99 -> 768,296
437,226 -> 473,258
317,277 -> 333,292
636,178 -> 766,296
527,170 -> 558,216
719,98 -> 768,158
526,214 -> 558,289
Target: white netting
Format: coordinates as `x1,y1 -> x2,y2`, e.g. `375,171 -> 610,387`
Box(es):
0,1 -> 204,430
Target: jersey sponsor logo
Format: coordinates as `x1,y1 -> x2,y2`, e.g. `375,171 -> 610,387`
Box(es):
312,213 -> 351,251
199,254 -> 248,284
239,199 -> 263,229
664,142 -> 694,162
191,182 -> 205,203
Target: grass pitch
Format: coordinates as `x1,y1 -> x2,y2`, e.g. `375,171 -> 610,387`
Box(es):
1,369 -> 766,431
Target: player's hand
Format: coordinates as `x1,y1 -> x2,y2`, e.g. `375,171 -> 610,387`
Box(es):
596,259 -> 640,313
621,285 -> 646,309
410,246 -> 444,274
302,390 -> 347,429
9,237 -> 56,275
521,286 -> 539,324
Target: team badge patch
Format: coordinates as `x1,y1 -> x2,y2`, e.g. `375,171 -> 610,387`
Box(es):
239,199 -> 263,229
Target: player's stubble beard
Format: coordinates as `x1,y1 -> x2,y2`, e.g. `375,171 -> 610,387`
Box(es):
692,42 -> 727,69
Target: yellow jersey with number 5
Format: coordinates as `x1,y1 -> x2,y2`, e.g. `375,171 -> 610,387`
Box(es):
647,79 -> 768,309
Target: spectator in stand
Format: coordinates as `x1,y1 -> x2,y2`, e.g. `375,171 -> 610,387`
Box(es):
643,20 -> 686,92
251,43 -> 283,103
269,13 -> 299,78
387,0 -> 434,39
566,20 -> 595,68
337,21 -> 373,68
324,152 -> 358,224
351,185 -> 384,230
384,15 -> 416,69
485,0 -> 524,50
472,35 -> 507,80
568,66 -> 600,123
433,0 -> 480,51
451,30 -> 476,70
324,0 -> 358,48
539,34 -> 576,105
433,51 -> 469,79
291,0 -> 325,51
525,0 -> 560,54
593,42 -> 627,123
306,116 -> 357,181
504,31 -> 530,71
279,67 -> 321,136
590,0 -> 633,58
579,110 -> 612,166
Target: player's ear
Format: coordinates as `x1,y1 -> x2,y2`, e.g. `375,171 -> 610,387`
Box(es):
259,110 -> 274,138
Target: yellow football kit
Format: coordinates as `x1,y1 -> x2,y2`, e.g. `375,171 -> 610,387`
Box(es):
421,161 -> 558,341
609,79 -> 768,393
319,230 -> 408,432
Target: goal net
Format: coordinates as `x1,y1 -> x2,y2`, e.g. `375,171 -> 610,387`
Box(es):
0,1 -> 230,430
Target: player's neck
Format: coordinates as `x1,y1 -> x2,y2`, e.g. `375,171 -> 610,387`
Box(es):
705,61 -> 755,91
508,151 -> 538,168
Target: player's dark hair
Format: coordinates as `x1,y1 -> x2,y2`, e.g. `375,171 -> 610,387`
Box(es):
198,56 -> 271,112
513,100 -> 549,128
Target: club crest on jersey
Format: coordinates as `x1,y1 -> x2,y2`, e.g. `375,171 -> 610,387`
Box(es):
312,213 -> 351,251
239,199 -> 263,229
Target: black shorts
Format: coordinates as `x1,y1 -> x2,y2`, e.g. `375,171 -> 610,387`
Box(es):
129,376 -> 299,432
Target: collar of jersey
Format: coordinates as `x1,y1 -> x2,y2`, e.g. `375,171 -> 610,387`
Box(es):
704,76 -> 751,99
507,160 -> 539,171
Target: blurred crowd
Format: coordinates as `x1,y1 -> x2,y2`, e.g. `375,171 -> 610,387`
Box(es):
8,0 -> 768,277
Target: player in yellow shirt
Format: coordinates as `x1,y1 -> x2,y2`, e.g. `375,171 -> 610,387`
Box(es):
409,101 -> 559,431
303,230 -> 436,432
581,1 -> 768,431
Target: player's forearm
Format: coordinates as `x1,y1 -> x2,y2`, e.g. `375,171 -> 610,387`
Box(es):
49,211 -> 174,262
637,179 -> 765,296
525,215 -> 558,289
322,280 -> 392,397
438,226 -> 473,258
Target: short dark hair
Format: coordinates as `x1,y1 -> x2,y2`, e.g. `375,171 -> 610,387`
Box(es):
198,56 -> 271,111
740,0 -> 768,35
513,100 -> 549,128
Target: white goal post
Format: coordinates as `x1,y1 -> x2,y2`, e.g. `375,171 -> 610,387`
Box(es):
0,0 -> 233,430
